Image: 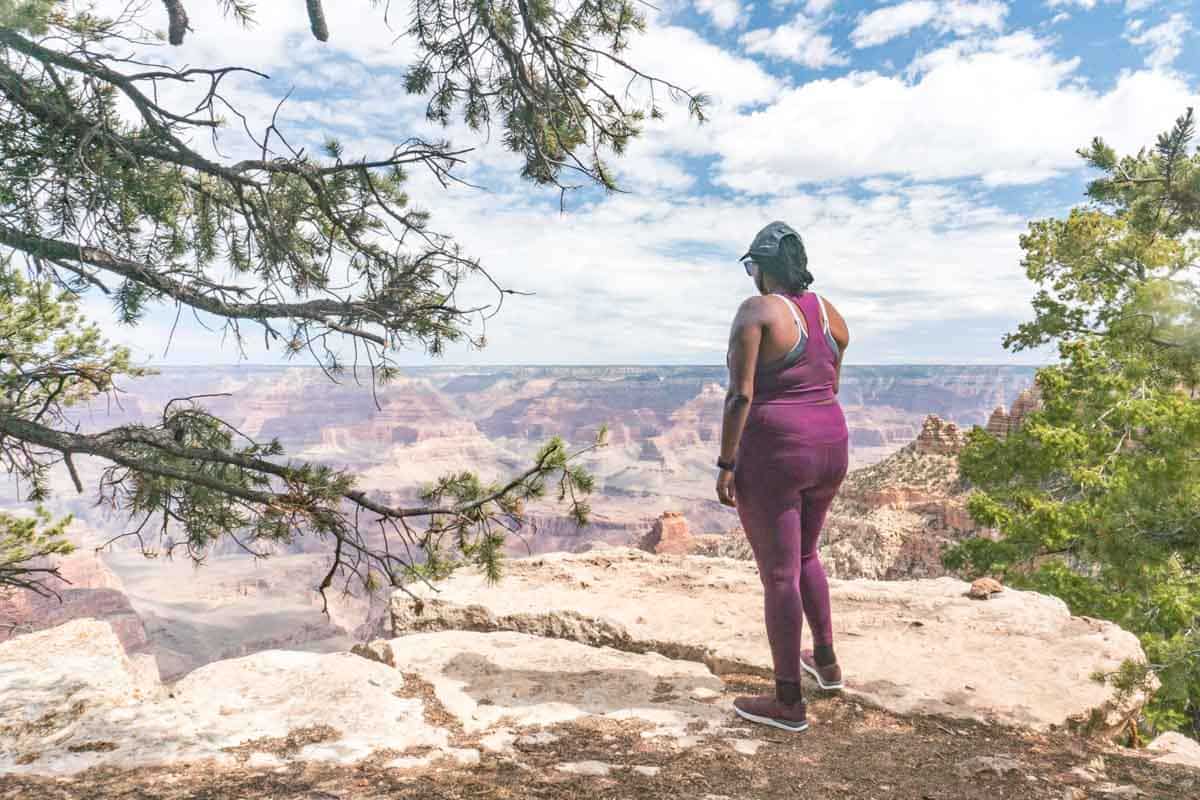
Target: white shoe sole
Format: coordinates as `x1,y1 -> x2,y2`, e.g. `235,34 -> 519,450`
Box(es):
801,658 -> 844,690
733,705 -> 809,733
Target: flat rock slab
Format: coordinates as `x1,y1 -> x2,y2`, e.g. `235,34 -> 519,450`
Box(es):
0,619 -> 445,776
391,546 -> 1147,732
387,630 -> 731,741
1,619 -> 745,777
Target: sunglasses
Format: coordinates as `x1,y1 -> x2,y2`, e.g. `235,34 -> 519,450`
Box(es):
742,259 -> 756,276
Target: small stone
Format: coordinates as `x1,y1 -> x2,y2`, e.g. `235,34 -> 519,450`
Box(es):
1094,784 -> 1144,798
968,577 -> 1004,600
1066,767 -> 1098,784
1062,788 -> 1087,800
630,765 -> 660,777
385,754 -> 436,770
246,752 -> 283,768
726,738 -> 763,756
350,640 -> 396,668
479,729 -> 517,753
955,755 -> 1025,778
515,732 -> 559,747
556,760 -> 613,777
445,748 -> 480,766
690,687 -> 721,701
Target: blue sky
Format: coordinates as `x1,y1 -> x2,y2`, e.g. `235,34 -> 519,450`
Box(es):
84,0 -> 1199,367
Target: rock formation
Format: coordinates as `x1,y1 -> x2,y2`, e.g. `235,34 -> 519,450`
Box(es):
0,619 -> 443,775
817,414 -> 991,580
913,414 -> 968,455
986,384 -> 1043,439
389,546 -> 1150,735
637,511 -> 693,555
0,554 -> 149,654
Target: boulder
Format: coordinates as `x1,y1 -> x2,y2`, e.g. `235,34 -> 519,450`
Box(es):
1146,732 -> 1200,770
350,638 -> 396,667
1,618 -> 744,776
391,546 -> 1148,734
0,619 -> 445,775
969,577 -> 1004,599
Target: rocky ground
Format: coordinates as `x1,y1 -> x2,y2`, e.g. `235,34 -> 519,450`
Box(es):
2,547 -> 1195,799
1,675 -> 1194,800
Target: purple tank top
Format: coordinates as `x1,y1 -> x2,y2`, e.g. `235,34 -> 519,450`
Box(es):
753,291 -> 838,405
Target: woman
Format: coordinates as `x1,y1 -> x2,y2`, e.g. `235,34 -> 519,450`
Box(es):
716,220 -> 850,733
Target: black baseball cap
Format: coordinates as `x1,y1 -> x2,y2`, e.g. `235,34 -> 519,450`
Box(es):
739,220 -> 804,263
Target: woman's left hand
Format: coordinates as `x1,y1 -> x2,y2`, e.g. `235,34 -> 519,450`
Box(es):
716,469 -> 736,507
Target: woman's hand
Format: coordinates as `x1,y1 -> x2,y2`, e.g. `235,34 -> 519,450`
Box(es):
716,469 -> 736,507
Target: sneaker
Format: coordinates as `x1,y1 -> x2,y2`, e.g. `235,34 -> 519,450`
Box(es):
800,649 -> 843,690
732,694 -> 809,733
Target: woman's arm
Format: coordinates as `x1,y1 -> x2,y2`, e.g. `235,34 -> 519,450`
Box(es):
823,297 -> 850,395
720,296 -> 766,469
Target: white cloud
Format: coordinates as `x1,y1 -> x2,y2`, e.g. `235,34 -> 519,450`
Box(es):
1048,0 -> 1160,12
939,1 -> 1009,35
695,0 -> 747,30
1126,13 -> 1191,70
100,180 -> 1042,367
851,2 -> 940,48
34,0 -> 1197,368
805,0 -> 838,11
850,1 -> 1007,48
710,31 -> 1200,190
740,13 -> 850,67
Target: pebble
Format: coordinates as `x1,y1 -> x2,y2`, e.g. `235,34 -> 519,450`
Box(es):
555,760 -> 614,777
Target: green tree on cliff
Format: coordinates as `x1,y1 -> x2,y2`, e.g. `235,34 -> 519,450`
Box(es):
945,108 -> 1200,738
0,0 -> 704,598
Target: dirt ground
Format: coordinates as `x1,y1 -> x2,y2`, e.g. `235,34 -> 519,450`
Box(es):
2,673 -> 1195,800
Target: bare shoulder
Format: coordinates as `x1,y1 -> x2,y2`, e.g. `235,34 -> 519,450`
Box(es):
734,294 -> 774,321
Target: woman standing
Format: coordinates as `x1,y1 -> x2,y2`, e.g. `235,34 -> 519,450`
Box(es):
716,220 -> 850,733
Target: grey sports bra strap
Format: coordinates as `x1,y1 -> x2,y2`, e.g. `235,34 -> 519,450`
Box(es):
771,293 -> 807,337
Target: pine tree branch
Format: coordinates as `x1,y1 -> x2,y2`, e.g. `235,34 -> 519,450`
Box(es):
0,225 -> 476,349
0,410 -> 582,522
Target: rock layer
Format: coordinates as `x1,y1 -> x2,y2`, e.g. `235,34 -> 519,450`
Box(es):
390,547 -> 1148,734
0,555 -> 148,654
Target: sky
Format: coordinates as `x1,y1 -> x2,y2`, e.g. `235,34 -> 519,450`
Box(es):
78,0 -> 1200,367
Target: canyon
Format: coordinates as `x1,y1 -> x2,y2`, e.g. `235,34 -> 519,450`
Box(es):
2,367 -> 1195,795
1,364 -> 1038,680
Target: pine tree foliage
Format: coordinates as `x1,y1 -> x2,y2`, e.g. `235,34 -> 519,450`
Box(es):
945,109 -> 1200,739
0,505 -> 73,596
0,1 -> 688,604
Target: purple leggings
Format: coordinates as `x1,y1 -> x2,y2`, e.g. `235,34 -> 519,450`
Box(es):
733,401 -> 849,682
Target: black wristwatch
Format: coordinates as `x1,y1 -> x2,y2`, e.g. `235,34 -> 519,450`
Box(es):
717,457 -> 736,471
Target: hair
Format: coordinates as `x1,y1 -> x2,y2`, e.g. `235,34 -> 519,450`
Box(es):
757,235 -> 813,293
